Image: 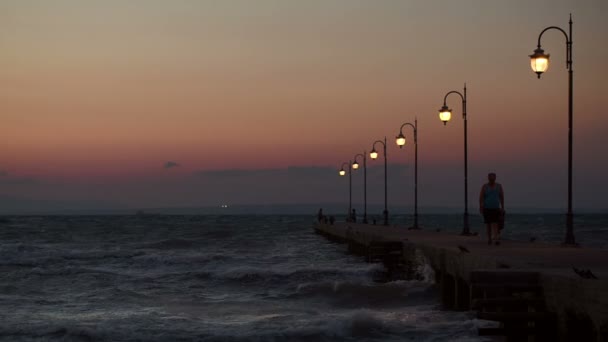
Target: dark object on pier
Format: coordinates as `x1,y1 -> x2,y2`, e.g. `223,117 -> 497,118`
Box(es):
530,236 -> 537,243
435,228 -> 441,232
573,267 -> 598,280
497,262 -> 511,269
458,245 -> 470,253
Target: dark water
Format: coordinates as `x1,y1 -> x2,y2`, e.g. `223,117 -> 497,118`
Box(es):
0,215 -> 488,342
1,214 -> 605,341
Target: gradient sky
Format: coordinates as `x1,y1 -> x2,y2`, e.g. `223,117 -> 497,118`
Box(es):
1,0 -> 607,211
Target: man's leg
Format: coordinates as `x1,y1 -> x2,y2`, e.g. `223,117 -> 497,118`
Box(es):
491,223 -> 499,244
486,223 -> 492,244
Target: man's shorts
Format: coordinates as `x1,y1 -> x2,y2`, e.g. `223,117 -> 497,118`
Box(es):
483,208 -> 501,224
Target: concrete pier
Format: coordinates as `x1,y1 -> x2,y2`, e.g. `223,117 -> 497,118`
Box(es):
314,222 -> 608,341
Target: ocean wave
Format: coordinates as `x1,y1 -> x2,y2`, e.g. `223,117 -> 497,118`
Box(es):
201,229 -> 236,239
258,310 -> 390,341
0,326 -> 104,342
209,264 -> 383,285
289,280 -> 427,308
131,252 -> 235,268
27,265 -> 132,279
198,309 -> 480,342
62,250 -> 146,261
137,238 -> 197,250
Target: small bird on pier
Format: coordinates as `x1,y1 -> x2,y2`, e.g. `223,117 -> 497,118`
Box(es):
530,237 -> 537,243
573,267 -> 599,280
457,245 -> 470,253
585,269 -> 599,279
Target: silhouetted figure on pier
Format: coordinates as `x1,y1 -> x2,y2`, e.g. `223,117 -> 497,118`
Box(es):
479,172 -> 505,245
317,208 -> 324,223
351,209 -> 357,223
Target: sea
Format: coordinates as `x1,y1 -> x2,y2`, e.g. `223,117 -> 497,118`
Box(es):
0,214 -> 606,341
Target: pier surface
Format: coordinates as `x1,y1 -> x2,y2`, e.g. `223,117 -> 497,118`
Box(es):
314,222 -> 608,341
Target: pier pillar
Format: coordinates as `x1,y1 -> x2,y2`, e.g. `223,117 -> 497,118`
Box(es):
441,272 -> 456,309
454,277 -> 471,311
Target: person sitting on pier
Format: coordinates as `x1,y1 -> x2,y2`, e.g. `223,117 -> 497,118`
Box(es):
479,172 -> 505,245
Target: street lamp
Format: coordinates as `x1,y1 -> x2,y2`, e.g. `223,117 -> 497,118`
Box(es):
439,106 -> 451,125
438,84 -> 471,235
370,137 -> 389,225
338,161 -> 352,217
396,118 -> 419,230
529,14 -> 576,246
352,153 -> 368,223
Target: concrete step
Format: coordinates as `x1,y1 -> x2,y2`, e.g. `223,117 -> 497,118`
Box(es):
366,241 -> 403,263
472,297 -> 545,310
367,241 -> 403,251
478,326 -> 545,336
477,311 -> 555,322
471,283 -> 542,294
470,270 -> 540,284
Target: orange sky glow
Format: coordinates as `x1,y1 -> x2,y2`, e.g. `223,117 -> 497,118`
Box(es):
1,0 -> 607,209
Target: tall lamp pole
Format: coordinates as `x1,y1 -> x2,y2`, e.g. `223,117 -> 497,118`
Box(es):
370,137 -> 389,225
396,118 -> 419,230
338,161 -> 352,217
529,14 -> 576,246
352,153 -> 368,223
438,84 -> 471,235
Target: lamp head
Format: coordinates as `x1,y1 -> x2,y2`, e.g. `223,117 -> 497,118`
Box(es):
339,168 -> 346,176
530,47 -> 550,79
438,105 -> 452,125
370,149 -> 378,160
396,132 -> 406,148
352,161 -> 359,170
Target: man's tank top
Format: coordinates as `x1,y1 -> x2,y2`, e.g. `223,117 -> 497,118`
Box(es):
483,184 -> 501,209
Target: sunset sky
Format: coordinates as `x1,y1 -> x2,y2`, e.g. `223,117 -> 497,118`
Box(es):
1,0 -> 607,212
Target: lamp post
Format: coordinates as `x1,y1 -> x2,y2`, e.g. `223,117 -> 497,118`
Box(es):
438,84 -> 471,235
370,137 -> 388,225
396,118 -> 419,230
352,153 -> 368,223
338,161 -> 352,218
529,14 -> 576,246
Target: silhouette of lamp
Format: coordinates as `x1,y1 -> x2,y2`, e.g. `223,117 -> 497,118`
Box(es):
338,161 -> 352,217
352,153 -> 368,223
438,105 -> 452,125
396,119 -> 419,230
530,48 -> 550,78
529,14 -> 576,246
370,137 -> 389,226
438,84 -> 471,236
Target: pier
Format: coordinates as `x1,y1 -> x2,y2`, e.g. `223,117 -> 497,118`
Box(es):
314,222 -> 608,341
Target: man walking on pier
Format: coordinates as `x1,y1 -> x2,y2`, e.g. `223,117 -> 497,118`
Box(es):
479,173 -> 505,245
